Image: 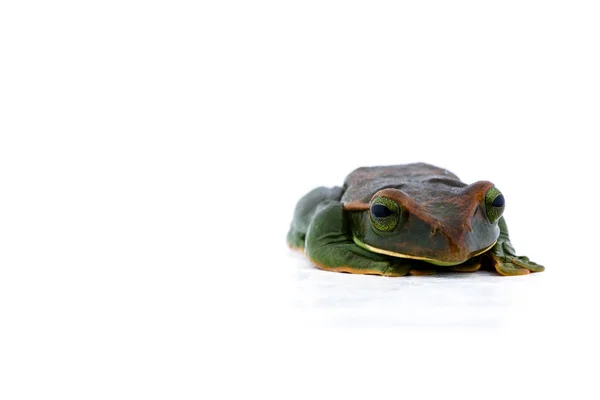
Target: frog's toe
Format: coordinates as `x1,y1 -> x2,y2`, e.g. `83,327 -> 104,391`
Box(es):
288,244 -> 305,254
382,263 -> 411,277
408,268 -> 436,276
494,261 -> 530,276
448,257 -> 481,273
511,256 -> 545,273
489,242 -> 544,276
448,264 -> 481,273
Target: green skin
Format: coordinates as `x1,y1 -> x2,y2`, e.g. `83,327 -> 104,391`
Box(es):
287,164 -> 544,276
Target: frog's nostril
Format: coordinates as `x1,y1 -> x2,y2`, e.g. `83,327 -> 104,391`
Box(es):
465,222 -> 473,232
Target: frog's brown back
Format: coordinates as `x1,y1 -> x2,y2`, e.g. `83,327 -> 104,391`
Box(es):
341,163 -> 462,204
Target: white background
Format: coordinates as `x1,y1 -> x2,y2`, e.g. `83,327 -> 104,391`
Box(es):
1,1 -> 599,399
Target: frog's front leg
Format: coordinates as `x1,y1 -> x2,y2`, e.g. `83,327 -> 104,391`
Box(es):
305,202 -> 410,277
488,217 -> 545,276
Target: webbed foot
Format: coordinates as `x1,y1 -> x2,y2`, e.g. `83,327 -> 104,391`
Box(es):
489,240 -> 544,276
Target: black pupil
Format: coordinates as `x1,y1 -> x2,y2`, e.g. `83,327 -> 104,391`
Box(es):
371,204 -> 393,218
492,194 -> 505,208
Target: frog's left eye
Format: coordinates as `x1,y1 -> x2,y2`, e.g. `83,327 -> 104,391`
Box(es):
485,187 -> 505,223
370,196 -> 400,231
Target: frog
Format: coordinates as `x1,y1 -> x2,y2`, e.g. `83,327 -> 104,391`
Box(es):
287,163 -> 544,276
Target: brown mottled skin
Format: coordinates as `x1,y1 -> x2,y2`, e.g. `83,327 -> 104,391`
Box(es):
342,164 -> 496,264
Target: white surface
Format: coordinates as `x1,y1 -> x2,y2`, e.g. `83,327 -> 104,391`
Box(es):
291,252 -> 547,327
2,1 -> 600,399
287,250 -> 596,329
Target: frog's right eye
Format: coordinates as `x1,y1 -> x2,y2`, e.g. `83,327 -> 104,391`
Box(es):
370,197 -> 400,232
484,186 -> 505,223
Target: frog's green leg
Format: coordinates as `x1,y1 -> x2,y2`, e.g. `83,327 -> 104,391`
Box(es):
408,268 -> 436,276
287,186 -> 345,252
488,217 -> 545,276
305,201 -> 408,276
448,256 -> 482,273
286,229 -> 306,254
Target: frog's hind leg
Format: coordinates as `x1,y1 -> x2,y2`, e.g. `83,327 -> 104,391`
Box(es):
287,186 -> 344,253
286,228 -> 306,254
304,200 -> 409,276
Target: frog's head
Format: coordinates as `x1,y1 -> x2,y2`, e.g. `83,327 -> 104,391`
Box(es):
345,180 -> 504,266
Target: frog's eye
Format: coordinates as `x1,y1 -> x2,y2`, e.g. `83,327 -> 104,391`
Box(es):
370,197 -> 400,231
485,187 -> 505,223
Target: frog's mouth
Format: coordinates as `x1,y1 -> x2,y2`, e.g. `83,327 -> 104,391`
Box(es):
352,236 -> 497,266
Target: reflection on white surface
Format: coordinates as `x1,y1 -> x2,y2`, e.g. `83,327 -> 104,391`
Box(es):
286,251 -> 580,328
